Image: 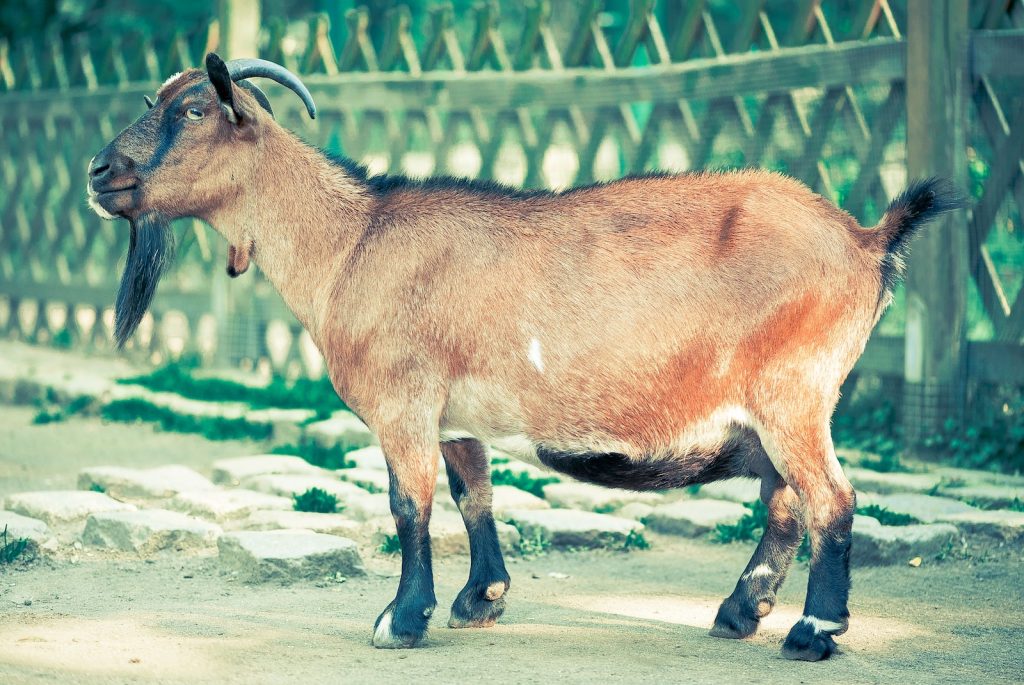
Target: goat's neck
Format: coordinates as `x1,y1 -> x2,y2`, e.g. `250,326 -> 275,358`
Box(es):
206,130 -> 372,342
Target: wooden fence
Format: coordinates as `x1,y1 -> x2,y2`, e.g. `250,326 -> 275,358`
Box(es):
0,0 -> 1022,434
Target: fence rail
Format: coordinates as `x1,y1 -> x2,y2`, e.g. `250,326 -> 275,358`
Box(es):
1,0 -> 1022,425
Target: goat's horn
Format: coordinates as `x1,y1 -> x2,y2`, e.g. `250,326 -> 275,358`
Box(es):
224,58 -> 317,120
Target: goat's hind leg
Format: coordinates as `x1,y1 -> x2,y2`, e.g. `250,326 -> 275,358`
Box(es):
441,438 -> 511,628
763,420 -> 855,661
711,474 -> 804,639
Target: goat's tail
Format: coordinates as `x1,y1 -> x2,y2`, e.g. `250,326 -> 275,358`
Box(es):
868,177 -> 964,295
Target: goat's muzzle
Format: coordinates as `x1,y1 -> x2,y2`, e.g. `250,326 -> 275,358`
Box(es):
87,149 -> 140,219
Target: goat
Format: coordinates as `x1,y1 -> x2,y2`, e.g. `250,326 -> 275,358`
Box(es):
86,53 -> 961,661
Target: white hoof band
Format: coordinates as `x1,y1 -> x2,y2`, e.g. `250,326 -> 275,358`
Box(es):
800,615 -> 845,634
372,611 -> 413,649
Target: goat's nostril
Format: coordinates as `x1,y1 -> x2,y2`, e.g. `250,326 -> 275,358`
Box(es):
89,163 -> 111,179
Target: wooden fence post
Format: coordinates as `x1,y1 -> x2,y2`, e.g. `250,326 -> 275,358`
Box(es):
215,0 -> 262,368
903,0 -> 970,450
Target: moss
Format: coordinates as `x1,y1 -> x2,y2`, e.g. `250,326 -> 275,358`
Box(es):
270,441 -> 354,470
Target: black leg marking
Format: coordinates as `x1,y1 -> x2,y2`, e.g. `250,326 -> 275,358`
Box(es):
711,482 -> 803,640
781,496 -> 854,661
373,467 -> 437,649
442,439 -> 511,629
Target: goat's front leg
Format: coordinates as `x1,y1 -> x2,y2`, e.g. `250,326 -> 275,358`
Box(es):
372,429 -> 440,649
441,438 -> 511,628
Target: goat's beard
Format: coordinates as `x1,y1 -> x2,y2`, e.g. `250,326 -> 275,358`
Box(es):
114,213 -> 175,349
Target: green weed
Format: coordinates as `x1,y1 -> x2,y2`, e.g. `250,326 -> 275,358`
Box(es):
855,504 -> 918,526
378,533 -> 401,554
491,469 -> 558,498
293,487 -> 340,514
100,398 -> 272,441
118,363 -> 347,414
0,525 -> 31,565
621,529 -> 650,551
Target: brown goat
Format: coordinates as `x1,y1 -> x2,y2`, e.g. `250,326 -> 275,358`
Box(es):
86,54 -> 960,661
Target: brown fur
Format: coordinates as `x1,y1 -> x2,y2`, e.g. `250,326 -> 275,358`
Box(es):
88,64 -> 918,653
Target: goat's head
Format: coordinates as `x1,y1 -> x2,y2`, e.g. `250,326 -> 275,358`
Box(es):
86,53 -> 316,347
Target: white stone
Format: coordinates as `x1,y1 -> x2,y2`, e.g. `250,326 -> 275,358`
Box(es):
211,455 -> 322,486
77,465 -> 215,499
345,446 -> 387,471
939,509 -> 1024,543
343,493 -> 392,521
938,484 -> 1024,508
245,408 -> 317,425
239,474 -> 368,503
82,509 -> 222,553
337,468 -> 390,493
643,499 -> 748,537
305,411 -> 377,449
851,517 -> 959,566
844,467 -> 942,495
857,493 -> 976,523
4,491 -> 135,525
694,479 -> 761,504
490,458 -> 558,481
502,508 -> 642,548
0,510 -> 50,541
618,502 -> 655,522
541,481 -> 663,512
491,485 -> 550,518
218,530 -> 364,581
236,510 -> 362,536
169,489 -> 292,521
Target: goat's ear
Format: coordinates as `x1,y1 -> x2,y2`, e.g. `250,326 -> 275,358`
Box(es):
205,52 -> 243,125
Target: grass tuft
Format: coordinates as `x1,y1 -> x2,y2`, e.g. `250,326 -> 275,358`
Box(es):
1,525 -> 31,565
378,533 -> 401,555
621,529 -> 650,551
271,441 -> 355,470
491,469 -> 558,498
100,398 -> 272,441
293,487 -> 340,514
855,504 -> 918,526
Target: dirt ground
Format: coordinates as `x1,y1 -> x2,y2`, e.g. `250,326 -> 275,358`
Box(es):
1,407 -> 1022,684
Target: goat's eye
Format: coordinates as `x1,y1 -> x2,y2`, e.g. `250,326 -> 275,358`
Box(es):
185,107 -> 204,121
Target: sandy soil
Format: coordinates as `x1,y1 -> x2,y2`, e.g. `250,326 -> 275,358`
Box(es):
1,407 -> 1022,684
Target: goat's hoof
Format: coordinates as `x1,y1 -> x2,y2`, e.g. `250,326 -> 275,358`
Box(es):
709,596 -> 760,639
780,620 -> 839,661
448,579 -> 509,629
372,603 -> 433,649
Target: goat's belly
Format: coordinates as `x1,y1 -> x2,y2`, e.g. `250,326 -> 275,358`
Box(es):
439,424 -> 757,491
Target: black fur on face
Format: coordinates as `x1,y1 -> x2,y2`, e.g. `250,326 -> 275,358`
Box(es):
114,213 -> 175,349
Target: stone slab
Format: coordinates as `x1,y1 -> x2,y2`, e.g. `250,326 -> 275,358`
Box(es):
77,465 -> 215,499
239,474 -> 369,504
169,489 -> 292,522
693,479 -> 761,504
342,493 -> 392,522
304,412 -> 377,449
236,510 -> 362,537
82,509 -> 222,553
851,516 -> 959,566
857,493 -> 976,523
345,446 -> 387,471
0,510 -> 50,541
211,455 -> 322,486
541,482 -> 663,512
218,530 -> 364,582
4,491 -> 135,525
844,467 -> 942,496
502,508 -> 642,549
938,484 -> 1024,508
336,468 -> 390,493
643,499 -> 748,537
491,485 -> 550,518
